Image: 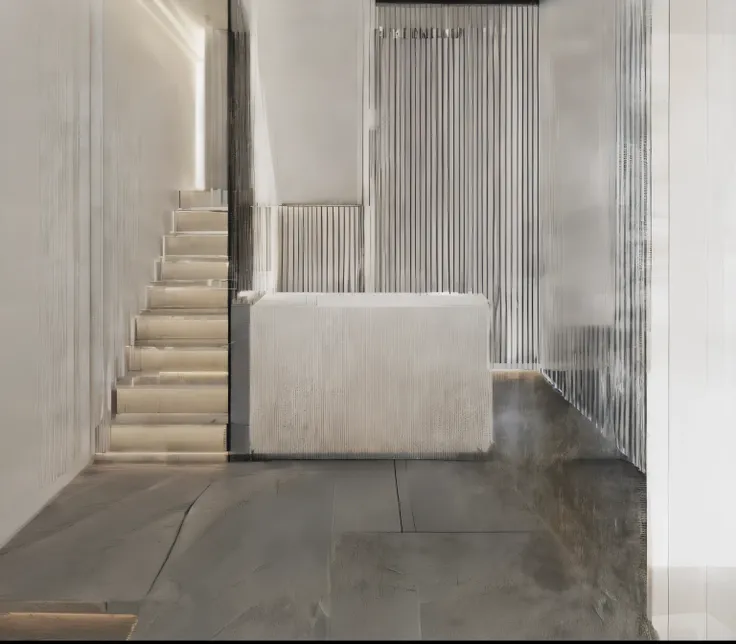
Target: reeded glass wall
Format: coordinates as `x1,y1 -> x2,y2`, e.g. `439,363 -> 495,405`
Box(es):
539,0 -> 651,472
369,3 -> 539,366
229,0 -> 651,472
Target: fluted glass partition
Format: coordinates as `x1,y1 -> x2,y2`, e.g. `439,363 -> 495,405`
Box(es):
539,0 -> 651,471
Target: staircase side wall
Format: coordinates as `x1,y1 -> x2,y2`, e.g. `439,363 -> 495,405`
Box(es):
0,0 -> 199,547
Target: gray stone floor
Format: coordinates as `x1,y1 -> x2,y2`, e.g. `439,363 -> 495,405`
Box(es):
0,457 -> 644,640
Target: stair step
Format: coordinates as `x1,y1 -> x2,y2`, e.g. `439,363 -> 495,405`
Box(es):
115,384 -> 227,414
96,452 -> 228,464
109,424 -> 227,453
154,279 -> 229,287
174,209 -> 227,232
147,284 -> 228,309
127,346 -> 228,372
160,258 -> 229,280
135,339 -> 229,348
164,233 -> 227,257
140,307 -> 227,315
162,254 -> 228,261
135,313 -> 227,341
131,371 -> 228,385
178,189 -> 228,209
113,412 -> 228,425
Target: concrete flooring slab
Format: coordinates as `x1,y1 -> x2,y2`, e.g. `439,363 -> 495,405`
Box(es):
397,460 -> 543,533
329,531 -> 633,640
0,466 -> 223,603
0,445 -> 647,639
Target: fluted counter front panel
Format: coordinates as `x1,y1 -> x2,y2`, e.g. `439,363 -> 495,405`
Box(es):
234,293 -> 493,458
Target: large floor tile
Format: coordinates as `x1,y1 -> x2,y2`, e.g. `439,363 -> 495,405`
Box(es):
397,460 -> 543,533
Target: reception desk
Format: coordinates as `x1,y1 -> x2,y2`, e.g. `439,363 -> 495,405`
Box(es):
230,292 -> 493,459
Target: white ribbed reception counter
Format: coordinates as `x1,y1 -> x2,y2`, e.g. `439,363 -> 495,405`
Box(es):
230,292 -> 493,459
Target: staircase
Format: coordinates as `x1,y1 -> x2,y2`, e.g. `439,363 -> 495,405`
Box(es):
97,205 -> 229,463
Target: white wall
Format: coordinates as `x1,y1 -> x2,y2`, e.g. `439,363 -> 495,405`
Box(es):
0,0 -> 198,547
246,0 -> 366,204
649,0 -> 736,638
0,0 -> 94,550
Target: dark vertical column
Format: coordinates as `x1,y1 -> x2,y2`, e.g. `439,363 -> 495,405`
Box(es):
227,0 -> 255,456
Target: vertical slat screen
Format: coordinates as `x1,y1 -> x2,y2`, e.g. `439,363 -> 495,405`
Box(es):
371,3 -> 539,366
277,206 -> 364,293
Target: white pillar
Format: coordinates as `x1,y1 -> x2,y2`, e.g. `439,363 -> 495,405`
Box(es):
649,0 -> 736,638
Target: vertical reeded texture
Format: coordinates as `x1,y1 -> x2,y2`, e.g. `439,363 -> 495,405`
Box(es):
278,206 -> 364,292
229,0 -> 255,296
0,0 -> 93,548
371,4 -> 539,366
539,0 -> 651,472
0,0 -> 199,544
248,293 -> 493,458
205,27 -> 229,190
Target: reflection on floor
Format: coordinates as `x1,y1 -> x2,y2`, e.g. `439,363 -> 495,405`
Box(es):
493,372 -> 649,638
0,373 -> 651,640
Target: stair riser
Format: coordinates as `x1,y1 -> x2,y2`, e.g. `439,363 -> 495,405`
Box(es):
113,412 -> 228,425
96,452 -> 228,464
148,287 -> 228,309
174,210 -> 227,232
160,261 -> 228,281
135,339 -> 228,348
135,317 -> 227,341
165,235 -> 227,257
179,190 -> 228,209
109,425 -> 227,453
127,347 -> 228,372
116,387 -> 228,414
131,372 -> 228,385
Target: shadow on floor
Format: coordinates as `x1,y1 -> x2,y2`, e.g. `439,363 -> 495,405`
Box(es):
0,373 -> 651,640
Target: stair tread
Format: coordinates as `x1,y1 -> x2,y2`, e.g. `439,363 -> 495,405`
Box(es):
110,423 -> 227,429
162,255 -> 228,261
138,309 -> 227,317
150,281 -> 228,287
176,207 -> 228,212
95,452 -> 228,463
116,380 -> 227,389
128,345 -> 227,352
166,231 -> 227,237
113,412 -> 228,424
135,340 -> 229,348
131,371 -> 227,382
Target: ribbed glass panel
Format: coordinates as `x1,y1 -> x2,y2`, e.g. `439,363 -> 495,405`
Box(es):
370,3 -> 539,366
539,0 -> 651,472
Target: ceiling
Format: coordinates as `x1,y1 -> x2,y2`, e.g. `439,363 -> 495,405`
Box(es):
176,0 -> 228,29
